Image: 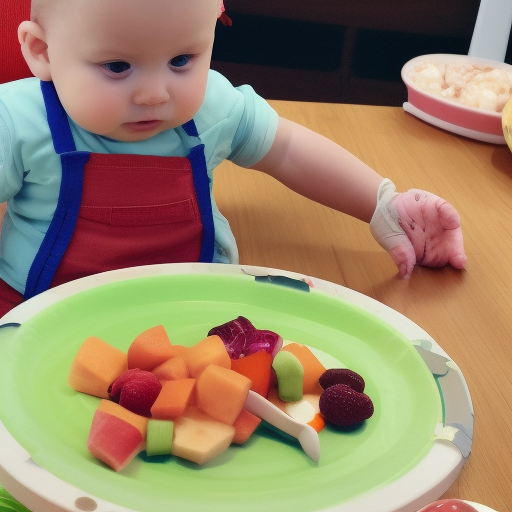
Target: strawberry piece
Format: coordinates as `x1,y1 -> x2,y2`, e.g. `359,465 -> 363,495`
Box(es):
319,368 -> 365,393
109,368 -> 148,402
319,384 -> 374,427
109,369 -> 162,417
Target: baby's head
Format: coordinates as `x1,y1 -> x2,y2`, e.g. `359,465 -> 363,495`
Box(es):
19,0 -> 223,141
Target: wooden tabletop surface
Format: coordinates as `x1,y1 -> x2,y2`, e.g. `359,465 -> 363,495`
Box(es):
0,101 -> 511,511
213,100 -> 512,512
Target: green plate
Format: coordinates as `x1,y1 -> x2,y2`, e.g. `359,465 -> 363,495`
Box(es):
0,265 -> 442,512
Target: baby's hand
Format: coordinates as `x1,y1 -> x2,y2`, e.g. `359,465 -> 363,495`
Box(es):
370,180 -> 467,278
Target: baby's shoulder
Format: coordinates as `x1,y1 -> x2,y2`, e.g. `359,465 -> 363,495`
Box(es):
0,78 -> 48,132
195,70 -> 259,129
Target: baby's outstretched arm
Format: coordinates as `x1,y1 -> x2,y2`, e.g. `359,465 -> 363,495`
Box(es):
252,117 -> 466,278
370,180 -> 467,278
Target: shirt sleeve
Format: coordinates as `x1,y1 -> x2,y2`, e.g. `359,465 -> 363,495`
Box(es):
0,108 -> 16,203
195,70 -> 279,171
0,82 -> 32,203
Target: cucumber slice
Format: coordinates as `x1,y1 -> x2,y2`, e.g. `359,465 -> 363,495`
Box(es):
272,351 -> 304,402
146,419 -> 174,456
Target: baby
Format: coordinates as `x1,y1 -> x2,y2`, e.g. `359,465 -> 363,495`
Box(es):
0,0 -> 466,318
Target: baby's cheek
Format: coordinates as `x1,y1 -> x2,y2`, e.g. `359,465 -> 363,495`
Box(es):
65,87 -> 125,135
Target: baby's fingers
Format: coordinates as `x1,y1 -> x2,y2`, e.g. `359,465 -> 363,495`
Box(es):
389,242 -> 416,279
438,201 -> 462,231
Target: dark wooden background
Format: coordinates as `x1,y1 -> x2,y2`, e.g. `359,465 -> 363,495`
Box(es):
212,0 -> 512,105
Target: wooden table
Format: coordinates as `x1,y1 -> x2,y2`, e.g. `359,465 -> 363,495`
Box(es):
213,101 -> 512,512
1,102 -> 511,511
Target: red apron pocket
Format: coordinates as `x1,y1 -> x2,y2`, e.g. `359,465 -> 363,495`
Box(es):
80,199 -> 197,226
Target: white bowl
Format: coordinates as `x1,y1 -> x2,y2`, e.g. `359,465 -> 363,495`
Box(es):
401,53 -> 512,144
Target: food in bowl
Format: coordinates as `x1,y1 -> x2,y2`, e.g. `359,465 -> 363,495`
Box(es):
407,61 -> 511,113
401,54 -> 512,143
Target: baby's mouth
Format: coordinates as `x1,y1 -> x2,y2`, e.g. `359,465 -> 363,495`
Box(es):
125,120 -> 162,132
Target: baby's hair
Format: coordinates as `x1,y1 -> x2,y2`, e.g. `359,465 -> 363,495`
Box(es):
30,0 -> 56,23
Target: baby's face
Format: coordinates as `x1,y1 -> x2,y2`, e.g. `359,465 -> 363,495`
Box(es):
42,0 -> 219,141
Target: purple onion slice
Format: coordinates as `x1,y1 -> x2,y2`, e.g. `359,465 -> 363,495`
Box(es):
208,316 -> 283,359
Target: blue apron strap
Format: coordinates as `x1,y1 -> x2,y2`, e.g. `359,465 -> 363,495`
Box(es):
24,83 -> 89,299
188,144 -> 215,263
40,80 -> 77,154
180,119 -> 215,263
181,119 -> 199,137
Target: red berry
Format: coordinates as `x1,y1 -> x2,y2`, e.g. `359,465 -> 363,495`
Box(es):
319,368 -> 365,393
319,384 -> 373,427
109,368 -> 148,402
109,369 -> 162,417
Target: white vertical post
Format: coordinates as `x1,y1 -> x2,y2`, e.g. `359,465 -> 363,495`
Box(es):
468,0 -> 512,61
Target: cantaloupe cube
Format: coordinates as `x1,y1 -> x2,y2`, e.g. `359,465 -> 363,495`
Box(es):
96,399 -> 149,439
232,409 -> 261,444
150,378 -> 196,419
171,345 -> 189,358
181,335 -> 231,378
171,407 -> 235,465
195,364 -> 251,425
87,410 -> 144,471
127,325 -> 174,371
152,356 -> 189,381
230,350 -> 272,397
68,337 -> 127,398
281,343 -> 326,394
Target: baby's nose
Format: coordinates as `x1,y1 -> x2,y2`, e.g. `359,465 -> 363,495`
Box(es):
133,80 -> 170,105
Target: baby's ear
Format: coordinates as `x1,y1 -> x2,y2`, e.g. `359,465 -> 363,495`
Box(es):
18,21 -> 52,81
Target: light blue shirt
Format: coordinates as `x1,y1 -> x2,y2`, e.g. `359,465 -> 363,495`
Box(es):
0,70 -> 278,294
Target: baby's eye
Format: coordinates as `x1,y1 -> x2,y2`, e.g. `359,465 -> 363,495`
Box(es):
170,55 -> 192,68
102,61 -> 131,74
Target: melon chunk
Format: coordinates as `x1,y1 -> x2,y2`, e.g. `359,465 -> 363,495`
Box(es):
181,335 -> 231,378
195,364 -> 251,425
230,350 -> 272,397
152,356 -> 189,381
68,337 -> 127,398
171,407 -> 235,465
232,408 -> 261,444
281,343 -> 326,394
127,325 -> 174,371
97,399 -> 149,439
150,378 -> 196,419
87,410 -> 144,471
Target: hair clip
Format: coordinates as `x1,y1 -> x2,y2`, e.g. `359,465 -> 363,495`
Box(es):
219,1 -> 233,26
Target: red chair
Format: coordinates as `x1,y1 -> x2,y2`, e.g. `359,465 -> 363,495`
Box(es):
0,0 -> 32,82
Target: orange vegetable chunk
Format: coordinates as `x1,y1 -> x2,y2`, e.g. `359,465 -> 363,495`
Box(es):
68,336 -> 127,398
172,406 -> 235,465
232,408 -> 261,444
150,378 -> 196,419
281,343 -> 326,394
152,356 -> 189,381
195,364 -> 251,425
181,335 -> 231,378
97,399 -> 149,439
127,325 -> 174,371
87,410 -> 144,472
230,350 -> 272,397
